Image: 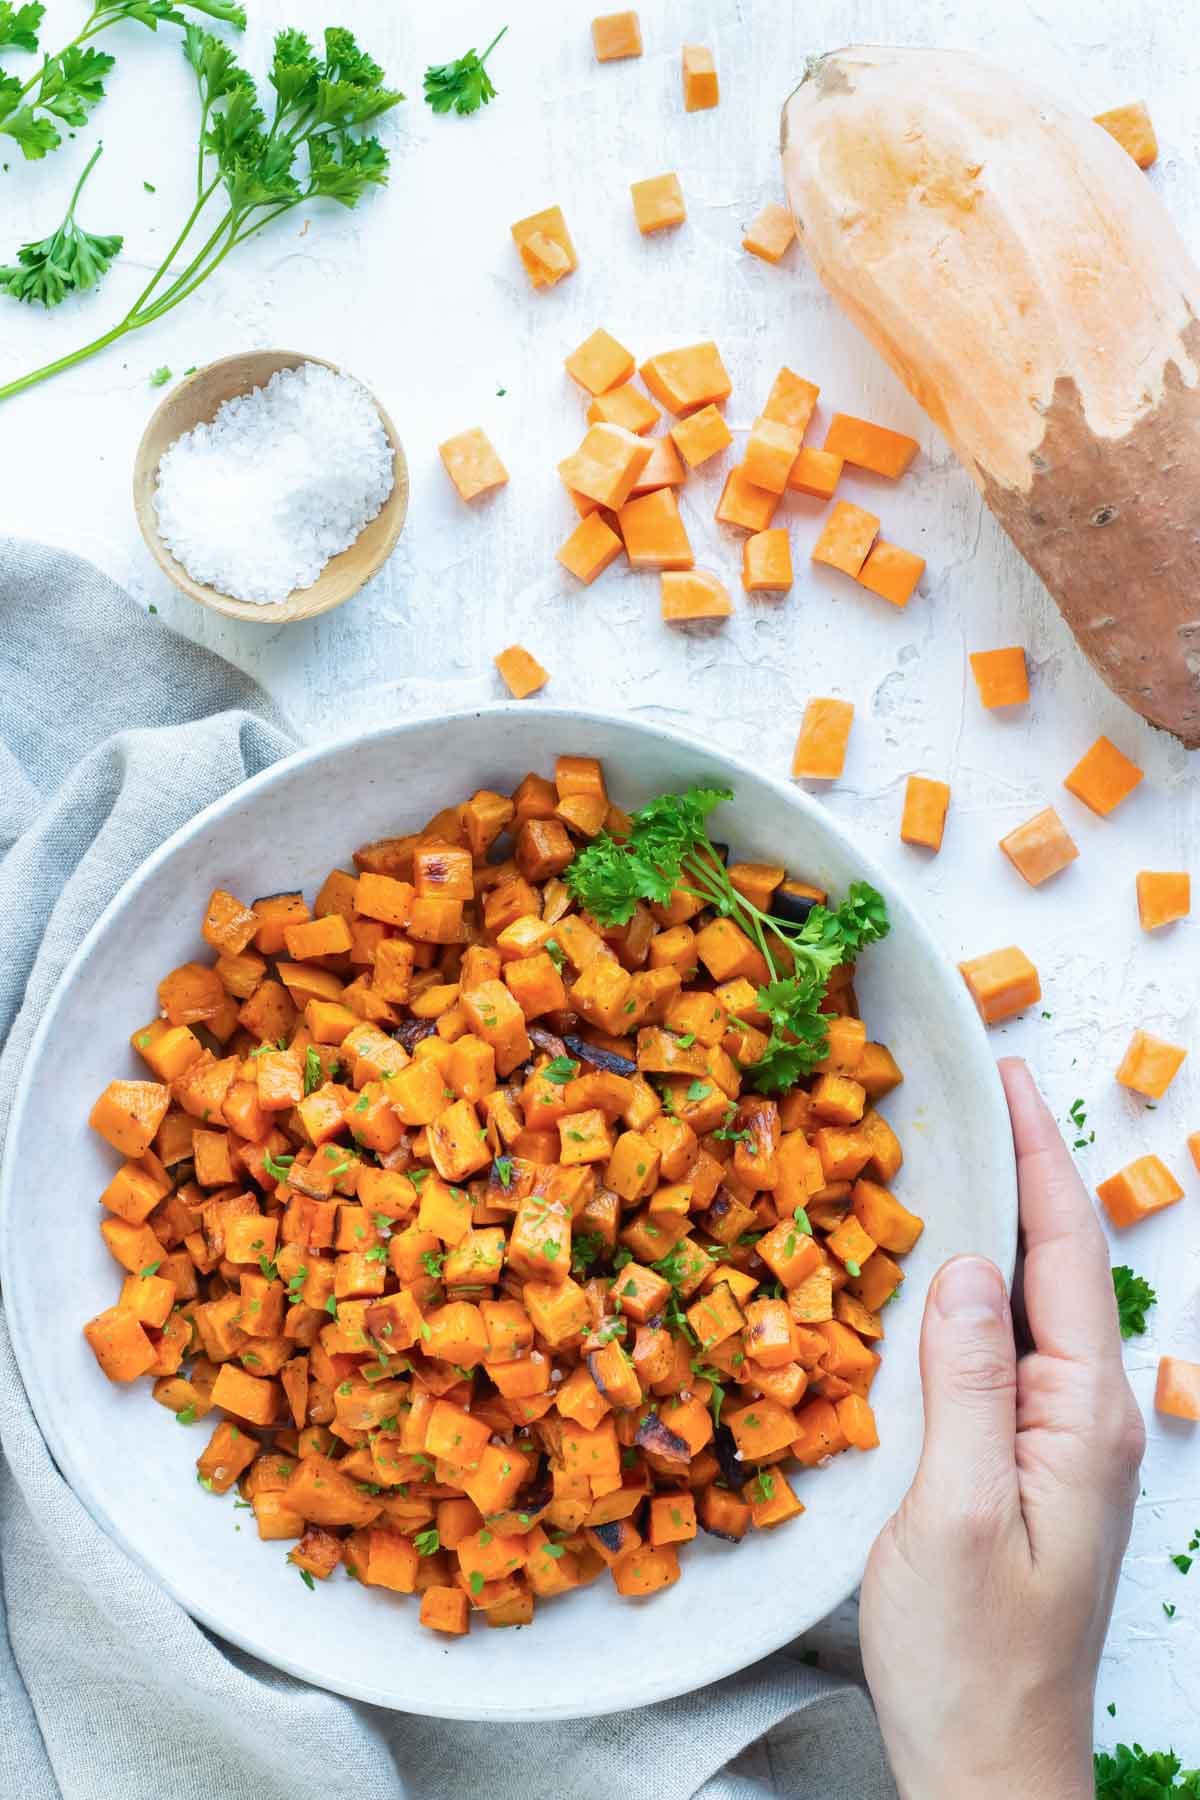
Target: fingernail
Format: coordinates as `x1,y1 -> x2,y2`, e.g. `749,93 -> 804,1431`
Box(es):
934,1257 -> 1006,1321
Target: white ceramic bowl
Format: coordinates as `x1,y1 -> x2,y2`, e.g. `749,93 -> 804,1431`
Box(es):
0,706 -> 1016,1720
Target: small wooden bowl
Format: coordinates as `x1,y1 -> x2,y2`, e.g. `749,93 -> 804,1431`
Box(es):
132,350 -> 409,625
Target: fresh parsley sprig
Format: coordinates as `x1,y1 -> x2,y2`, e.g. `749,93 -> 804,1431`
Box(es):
1,142 -> 122,304
423,24 -> 506,116
1112,1264 -> 1156,1340
565,784 -> 889,1093
0,0 -> 244,163
0,23 -> 402,402
1094,1744 -> 1200,1796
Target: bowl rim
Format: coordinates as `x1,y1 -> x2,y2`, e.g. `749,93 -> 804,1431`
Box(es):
0,703 -> 1017,1719
131,349 -> 410,625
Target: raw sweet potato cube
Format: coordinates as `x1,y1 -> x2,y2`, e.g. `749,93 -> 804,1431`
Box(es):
521,232 -> 572,285
857,541 -> 924,607
742,528 -> 792,593
1094,100 -> 1158,168
1115,1029 -> 1186,1099
762,367 -> 819,433
823,413 -> 918,478
639,341 -> 732,414
999,807 -> 1078,887
629,434 -> 686,495
787,446 -> 843,499
1136,871 -> 1190,930
715,466 -> 779,532
1063,736 -> 1144,816
969,647 -> 1029,708
958,946 -> 1041,1024
631,172 -> 686,235
558,423 -> 653,509
792,698 -> 854,780
811,500 -> 880,577
1154,1356 -> 1200,1421
900,775 -> 950,852
587,383 -> 661,434
510,206 -> 578,287
565,328 -> 636,396
556,512 -> 623,585
592,11 -> 642,60
669,402 -> 731,467
743,202 -> 795,263
439,428 -> 508,502
618,487 -> 693,570
681,43 -> 718,110
743,416 -> 801,493
1096,1154 -> 1184,1229
661,570 -> 732,622
494,645 -> 549,699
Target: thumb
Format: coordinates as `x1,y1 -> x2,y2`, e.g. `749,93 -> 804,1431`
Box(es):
912,1256 -> 1020,1526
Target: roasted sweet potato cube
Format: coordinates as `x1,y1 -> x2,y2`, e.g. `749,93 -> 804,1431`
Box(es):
90,1080 -> 170,1159
461,979 -> 533,1076
83,1306 -> 157,1382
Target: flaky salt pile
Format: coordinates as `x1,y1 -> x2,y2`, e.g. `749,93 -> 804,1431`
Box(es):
153,361 -> 394,604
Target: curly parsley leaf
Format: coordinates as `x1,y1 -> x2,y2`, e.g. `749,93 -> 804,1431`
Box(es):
1,143 -> 123,304
423,24 -> 506,116
0,2 -> 43,54
1112,1265 -> 1157,1341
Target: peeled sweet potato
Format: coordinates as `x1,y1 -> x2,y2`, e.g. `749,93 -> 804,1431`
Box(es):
782,48 -> 1200,745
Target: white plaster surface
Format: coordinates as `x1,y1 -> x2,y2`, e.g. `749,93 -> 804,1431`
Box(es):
2,0 -> 1197,1758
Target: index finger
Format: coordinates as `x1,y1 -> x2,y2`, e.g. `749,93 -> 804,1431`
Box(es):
998,1057 -> 1123,1365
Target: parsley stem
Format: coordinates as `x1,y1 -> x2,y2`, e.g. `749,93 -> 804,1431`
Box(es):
479,24 -> 509,63
64,142 -> 105,222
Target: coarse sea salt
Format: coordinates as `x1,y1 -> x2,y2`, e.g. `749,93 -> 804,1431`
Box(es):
153,361 -> 394,604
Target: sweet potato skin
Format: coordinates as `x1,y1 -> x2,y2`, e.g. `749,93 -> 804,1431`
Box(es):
782,48 -> 1200,745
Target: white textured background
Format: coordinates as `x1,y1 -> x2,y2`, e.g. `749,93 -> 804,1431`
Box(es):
2,0 -> 1198,1759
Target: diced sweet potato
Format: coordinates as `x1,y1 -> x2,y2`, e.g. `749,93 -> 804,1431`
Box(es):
639,341 -> 732,414
823,413 -> 918,479
811,500 -> 880,578
565,328 -> 636,396
632,173 -> 686,235
587,383 -> 660,434
958,946 -> 1041,1025
1097,1154 -> 1184,1229
792,698 -> 854,780
1154,1356 -> 1200,1421
969,647 -> 1029,709
669,402 -> 731,467
619,487 -> 693,570
762,367 -> 819,433
681,44 -> 718,111
89,1080 -> 170,1159
900,775 -> 950,852
1115,1029 -> 1186,1099
83,1306 -> 157,1382
743,202 -> 795,263
856,541 -> 924,608
556,512 -> 623,585
439,428 -> 508,502
1063,736 -> 1144,816
660,570 -> 732,622
715,466 -> 779,532
999,806 -> 1078,887
592,11 -> 642,60
1136,871 -> 1190,931
743,416 -> 801,493
510,206 -> 578,288
558,423 -> 653,509
1094,100 -> 1157,168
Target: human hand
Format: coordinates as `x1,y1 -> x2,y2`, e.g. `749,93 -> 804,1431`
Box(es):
859,1058 -> 1145,1800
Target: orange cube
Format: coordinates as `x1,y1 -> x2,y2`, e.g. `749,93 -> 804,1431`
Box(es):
1136,871 -> 1190,931
556,512 -> 623,585
1094,100 -> 1158,169
762,367 -> 819,433
823,412 -> 918,479
900,775 -> 950,852
1189,1131 -> 1200,1175
1063,736 -> 1144,816
618,488 -> 693,570
999,807 -> 1079,887
715,466 -> 779,532
510,206 -> 578,287
631,173 -> 686,235
629,435 -> 686,495
681,42 -> 718,110
857,541 -> 924,608
811,500 -> 879,577
1097,1154 -> 1184,1229
83,1306 -> 157,1383
565,328 -> 636,396
1115,1029 -> 1187,1099
742,528 -> 792,594
669,403 -> 731,468
792,698 -> 854,781
419,1585 -> 470,1636
743,417 -> 801,494
787,446 -> 843,500
439,428 -> 508,503
89,1080 -> 170,1159
1154,1356 -> 1200,1421
958,946 -> 1041,1025
969,647 -> 1029,709
661,570 -> 732,623
743,202 -> 795,264
587,383 -> 661,434
494,645 -> 549,699
558,423 -> 653,509
592,11 -> 642,60
639,341 -> 732,414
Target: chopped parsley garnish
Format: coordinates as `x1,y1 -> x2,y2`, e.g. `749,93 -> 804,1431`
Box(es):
414,1528 -> 440,1556
542,1056 -> 579,1085
296,1566 -> 315,1591
139,1261 -> 162,1279
263,1150 -> 295,1182
1112,1265 -> 1157,1340
544,938 -> 565,972
421,1250 -> 445,1279
494,1155 -> 514,1189
175,1404 -> 198,1425
303,1046 -> 323,1095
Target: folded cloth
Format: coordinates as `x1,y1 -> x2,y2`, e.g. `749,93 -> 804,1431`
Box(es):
0,540 -> 897,1800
